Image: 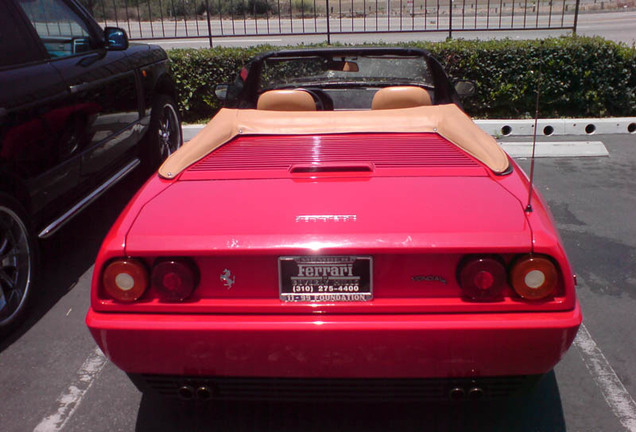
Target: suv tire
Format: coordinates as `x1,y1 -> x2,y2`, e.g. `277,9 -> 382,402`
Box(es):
0,194 -> 37,332
143,94 -> 182,172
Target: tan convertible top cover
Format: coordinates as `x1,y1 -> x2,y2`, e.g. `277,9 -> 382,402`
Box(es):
159,104 -> 509,178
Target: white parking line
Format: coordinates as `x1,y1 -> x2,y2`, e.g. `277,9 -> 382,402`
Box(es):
575,323 -> 636,432
33,347 -> 107,432
500,141 -> 609,158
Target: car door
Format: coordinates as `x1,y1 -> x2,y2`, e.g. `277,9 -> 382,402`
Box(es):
0,0 -> 82,220
15,0 -> 141,189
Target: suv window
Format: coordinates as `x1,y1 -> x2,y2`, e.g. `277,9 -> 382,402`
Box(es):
17,0 -> 94,58
0,2 -> 44,67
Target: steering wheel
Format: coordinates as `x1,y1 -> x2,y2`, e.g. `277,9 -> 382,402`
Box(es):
301,88 -> 334,111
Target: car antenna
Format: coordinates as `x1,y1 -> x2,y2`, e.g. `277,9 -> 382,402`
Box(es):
526,46 -> 543,213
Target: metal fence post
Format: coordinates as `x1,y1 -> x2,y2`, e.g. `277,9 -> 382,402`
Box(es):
448,0 -> 453,39
326,0 -> 331,44
205,0 -> 213,47
572,0 -> 581,35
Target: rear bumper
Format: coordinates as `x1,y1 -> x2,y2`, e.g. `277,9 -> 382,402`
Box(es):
86,303 -> 581,379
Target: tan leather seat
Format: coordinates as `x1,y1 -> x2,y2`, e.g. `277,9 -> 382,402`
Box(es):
371,86 -> 433,110
257,90 -> 316,111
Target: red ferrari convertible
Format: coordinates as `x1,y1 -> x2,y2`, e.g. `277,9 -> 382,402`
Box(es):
86,48 -> 581,402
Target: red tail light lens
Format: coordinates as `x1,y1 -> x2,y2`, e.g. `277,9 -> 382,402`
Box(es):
458,256 -> 507,301
103,259 -> 149,302
151,259 -> 199,302
510,254 -> 558,300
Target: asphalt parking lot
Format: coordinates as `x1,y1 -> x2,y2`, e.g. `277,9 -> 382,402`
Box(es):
0,133 -> 634,432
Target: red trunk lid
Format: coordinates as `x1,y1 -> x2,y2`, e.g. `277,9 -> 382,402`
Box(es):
126,175 -> 530,254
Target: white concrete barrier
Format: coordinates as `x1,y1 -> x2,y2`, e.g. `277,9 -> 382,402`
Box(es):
476,117 -> 636,136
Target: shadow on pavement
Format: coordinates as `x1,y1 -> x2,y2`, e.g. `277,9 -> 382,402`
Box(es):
0,171 -> 148,351
135,372 -> 565,432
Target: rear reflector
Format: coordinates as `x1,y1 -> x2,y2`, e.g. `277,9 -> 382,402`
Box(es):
103,259 -> 149,302
510,255 -> 558,300
458,256 -> 507,301
151,259 -> 199,302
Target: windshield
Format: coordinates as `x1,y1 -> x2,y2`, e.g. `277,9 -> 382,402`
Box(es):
258,54 -> 434,91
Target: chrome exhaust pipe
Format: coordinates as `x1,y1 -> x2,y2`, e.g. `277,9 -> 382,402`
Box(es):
449,387 -> 466,400
468,387 -> 485,400
178,385 -> 195,400
196,386 -> 213,401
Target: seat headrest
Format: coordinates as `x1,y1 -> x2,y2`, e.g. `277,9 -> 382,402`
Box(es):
371,86 -> 433,110
257,90 -> 317,111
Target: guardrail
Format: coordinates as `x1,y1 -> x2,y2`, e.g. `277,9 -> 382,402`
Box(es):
80,0 -> 581,45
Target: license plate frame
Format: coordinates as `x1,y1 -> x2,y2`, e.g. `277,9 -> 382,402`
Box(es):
278,256 -> 373,302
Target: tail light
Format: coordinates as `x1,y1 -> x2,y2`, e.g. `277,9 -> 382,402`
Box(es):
103,259 -> 149,302
457,256 -> 507,301
510,254 -> 558,300
151,258 -> 199,302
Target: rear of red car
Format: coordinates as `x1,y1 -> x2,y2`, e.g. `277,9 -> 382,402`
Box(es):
87,132 -> 581,401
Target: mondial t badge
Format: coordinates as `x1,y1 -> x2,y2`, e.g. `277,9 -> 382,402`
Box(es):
411,275 -> 448,284
220,269 -> 235,289
296,215 -> 357,223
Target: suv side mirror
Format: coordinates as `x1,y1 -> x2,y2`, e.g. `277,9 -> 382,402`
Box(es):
104,27 -> 128,50
454,80 -> 476,98
214,84 -> 229,101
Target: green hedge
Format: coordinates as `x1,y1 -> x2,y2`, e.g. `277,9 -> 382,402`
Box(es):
168,37 -> 636,122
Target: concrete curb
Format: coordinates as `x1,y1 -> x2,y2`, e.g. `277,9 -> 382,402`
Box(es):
475,117 -> 636,137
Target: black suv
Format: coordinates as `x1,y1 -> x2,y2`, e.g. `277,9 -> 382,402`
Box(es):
0,0 -> 182,329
